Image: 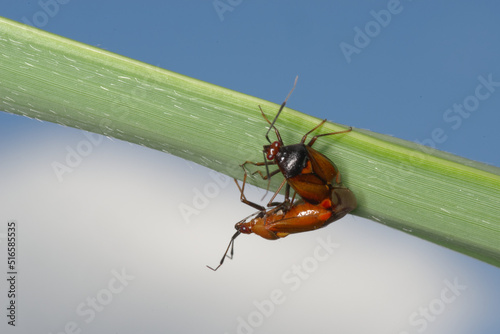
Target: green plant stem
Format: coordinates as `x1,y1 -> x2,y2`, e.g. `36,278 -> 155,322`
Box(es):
1,17 -> 500,266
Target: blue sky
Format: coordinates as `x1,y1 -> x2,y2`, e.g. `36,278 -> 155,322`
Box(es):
1,2 -> 500,334
3,1 -> 500,166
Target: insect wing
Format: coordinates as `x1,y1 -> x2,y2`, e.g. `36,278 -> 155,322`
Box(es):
306,146 -> 341,186
287,175 -> 330,204
265,201 -> 333,235
330,187 -> 357,218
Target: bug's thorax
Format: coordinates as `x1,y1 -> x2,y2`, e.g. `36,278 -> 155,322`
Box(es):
274,143 -> 309,179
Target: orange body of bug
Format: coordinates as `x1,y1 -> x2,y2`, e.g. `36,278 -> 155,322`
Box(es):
207,181 -> 356,271
264,135 -> 349,205
237,188 -> 355,240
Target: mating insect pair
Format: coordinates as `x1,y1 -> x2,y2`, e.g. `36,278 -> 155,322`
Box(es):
207,78 -> 356,271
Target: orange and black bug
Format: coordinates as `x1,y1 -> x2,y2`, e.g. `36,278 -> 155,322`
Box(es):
242,77 -> 355,206
206,175 -> 356,271
207,78 -> 357,271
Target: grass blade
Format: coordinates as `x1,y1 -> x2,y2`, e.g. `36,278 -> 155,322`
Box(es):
1,17 -> 499,266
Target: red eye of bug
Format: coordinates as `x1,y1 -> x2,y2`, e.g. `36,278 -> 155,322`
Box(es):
235,222 -> 251,234
266,142 -> 280,160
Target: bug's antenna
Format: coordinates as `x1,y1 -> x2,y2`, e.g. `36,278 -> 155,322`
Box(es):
265,76 -> 298,143
207,231 -> 241,271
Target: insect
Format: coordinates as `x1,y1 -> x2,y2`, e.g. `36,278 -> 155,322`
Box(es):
207,78 -> 357,271
242,77 -> 354,206
206,173 -> 356,271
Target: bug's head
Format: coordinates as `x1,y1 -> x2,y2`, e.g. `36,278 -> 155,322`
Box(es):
263,141 -> 281,161
235,221 -> 252,234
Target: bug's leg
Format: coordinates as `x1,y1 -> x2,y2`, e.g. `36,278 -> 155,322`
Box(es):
207,231 -> 241,271
267,183 -> 293,216
241,160 -> 267,169
300,119 -> 327,144
257,167 -> 282,201
252,169 -> 280,180
241,159 -> 279,201
241,160 -> 278,181
290,190 -> 297,204
307,127 -> 353,147
234,171 -> 266,211
237,164 -> 285,208
265,178 -> 288,207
